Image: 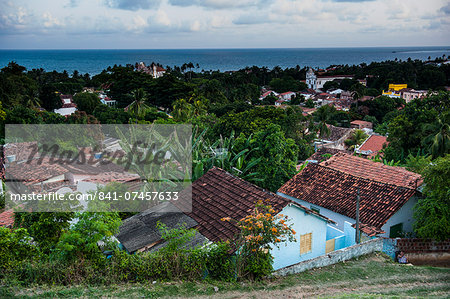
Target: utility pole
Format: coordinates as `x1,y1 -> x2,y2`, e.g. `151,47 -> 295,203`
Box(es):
355,187 -> 361,244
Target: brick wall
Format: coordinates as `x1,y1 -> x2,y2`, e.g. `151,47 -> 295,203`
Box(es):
396,238 -> 450,253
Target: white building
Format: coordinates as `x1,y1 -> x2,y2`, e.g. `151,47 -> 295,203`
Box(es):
54,94 -> 77,116
306,67 -> 317,90
278,91 -> 296,100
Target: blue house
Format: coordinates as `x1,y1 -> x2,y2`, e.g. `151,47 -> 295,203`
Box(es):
117,167 -> 343,270
278,153 -> 421,241
271,202 -> 340,270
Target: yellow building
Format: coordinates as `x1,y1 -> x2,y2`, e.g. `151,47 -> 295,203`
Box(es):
388,84 -> 407,91
382,84 -> 407,98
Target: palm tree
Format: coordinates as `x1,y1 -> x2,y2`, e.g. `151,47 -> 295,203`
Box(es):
172,98 -> 192,122
350,83 -> 365,103
423,113 -> 450,158
345,129 -> 368,150
128,88 -> 150,121
25,95 -> 42,109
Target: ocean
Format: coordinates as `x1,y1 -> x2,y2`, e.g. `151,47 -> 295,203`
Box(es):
0,47 -> 449,75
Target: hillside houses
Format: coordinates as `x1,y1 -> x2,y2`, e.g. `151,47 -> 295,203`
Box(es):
3,142 -> 142,208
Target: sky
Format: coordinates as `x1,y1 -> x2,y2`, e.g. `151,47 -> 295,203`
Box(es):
0,0 -> 449,49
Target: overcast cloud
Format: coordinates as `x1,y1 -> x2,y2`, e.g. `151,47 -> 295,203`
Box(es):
0,0 -> 448,48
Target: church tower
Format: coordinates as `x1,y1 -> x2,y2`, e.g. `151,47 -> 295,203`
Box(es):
306,67 -> 317,90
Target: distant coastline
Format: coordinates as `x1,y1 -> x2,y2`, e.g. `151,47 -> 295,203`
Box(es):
1,46 -> 449,75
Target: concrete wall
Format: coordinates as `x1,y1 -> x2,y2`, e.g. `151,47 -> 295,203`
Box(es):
274,238 -> 383,276
381,196 -> 418,237
271,204 -> 329,270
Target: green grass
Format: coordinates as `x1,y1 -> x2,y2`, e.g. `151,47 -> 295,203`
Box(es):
1,253 -> 449,298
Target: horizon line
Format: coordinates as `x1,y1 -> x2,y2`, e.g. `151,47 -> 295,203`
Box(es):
1,45 -> 450,51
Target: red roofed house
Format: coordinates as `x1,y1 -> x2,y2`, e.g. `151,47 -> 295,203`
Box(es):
54,94 -> 77,116
136,62 -> 166,79
350,120 -> 373,130
259,90 -> 279,101
278,153 -> 422,239
278,91 -> 296,101
355,134 -> 389,157
117,167 -> 341,270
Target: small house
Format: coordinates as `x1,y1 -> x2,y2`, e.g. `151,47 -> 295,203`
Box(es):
278,153 -> 422,238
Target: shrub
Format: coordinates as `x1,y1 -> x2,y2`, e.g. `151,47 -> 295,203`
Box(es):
0,227 -> 38,275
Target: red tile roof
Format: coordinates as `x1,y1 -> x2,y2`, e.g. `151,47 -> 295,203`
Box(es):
357,135 -> 389,155
6,157 -> 68,187
0,209 -> 14,228
320,153 -> 423,189
306,148 -> 352,163
351,120 -> 372,126
3,142 -> 39,163
181,167 -> 331,243
352,223 -> 385,237
278,163 -> 417,230
82,172 -> 141,184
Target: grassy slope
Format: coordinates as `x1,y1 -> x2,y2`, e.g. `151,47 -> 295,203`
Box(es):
1,253 -> 449,298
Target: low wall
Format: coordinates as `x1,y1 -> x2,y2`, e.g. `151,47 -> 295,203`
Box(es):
383,238 -> 450,267
396,238 -> 450,253
274,238 -> 383,276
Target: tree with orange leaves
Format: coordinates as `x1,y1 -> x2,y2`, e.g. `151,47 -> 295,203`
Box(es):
222,199 -> 296,279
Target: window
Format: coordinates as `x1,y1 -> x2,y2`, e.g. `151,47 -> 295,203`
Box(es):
389,223 -> 403,238
300,233 -> 312,254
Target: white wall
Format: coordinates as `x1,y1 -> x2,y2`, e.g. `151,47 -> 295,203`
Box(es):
54,107 -> 77,116
381,196 -> 418,237
277,192 -> 356,232
271,204 -> 328,270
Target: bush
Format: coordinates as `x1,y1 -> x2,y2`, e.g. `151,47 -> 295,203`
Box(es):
0,227 -> 38,275
204,242 -> 236,281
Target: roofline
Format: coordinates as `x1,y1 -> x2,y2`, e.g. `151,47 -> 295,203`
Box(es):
276,191 -> 336,224
289,202 -> 337,224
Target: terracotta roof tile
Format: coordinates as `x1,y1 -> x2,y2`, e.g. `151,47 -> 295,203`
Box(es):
182,167 -> 329,242
305,148 -> 352,163
6,157 -> 68,187
278,163 -> 417,230
0,209 -> 14,228
357,135 -> 389,155
351,120 -> 372,126
3,142 -> 39,163
320,153 -> 422,188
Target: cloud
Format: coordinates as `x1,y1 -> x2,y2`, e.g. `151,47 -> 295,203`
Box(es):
233,13 -> 274,25
440,3 -> 450,15
0,5 -> 32,33
42,12 -> 63,28
66,0 -> 80,7
104,0 -> 161,11
331,0 -> 375,2
169,0 -> 273,9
